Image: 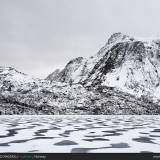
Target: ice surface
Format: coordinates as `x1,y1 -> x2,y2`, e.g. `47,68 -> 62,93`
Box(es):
0,115 -> 159,153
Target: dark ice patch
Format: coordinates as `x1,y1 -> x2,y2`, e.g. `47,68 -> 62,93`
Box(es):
109,143 -> 130,148
132,137 -> 156,144
29,150 -> 39,153
71,148 -> 96,153
139,132 -> 149,135
140,151 -> 153,153
54,140 -> 78,146
83,138 -> 109,142
151,129 -> 160,132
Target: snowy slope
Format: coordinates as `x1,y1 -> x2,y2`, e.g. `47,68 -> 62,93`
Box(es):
46,57 -> 86,83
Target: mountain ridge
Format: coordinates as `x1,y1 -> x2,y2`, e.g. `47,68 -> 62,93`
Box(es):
1,32 -> 160,115
47,32 -> 160,102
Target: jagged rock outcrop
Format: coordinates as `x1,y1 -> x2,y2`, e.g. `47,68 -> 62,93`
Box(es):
46,69 -> 61,82
46,57 -> 85,83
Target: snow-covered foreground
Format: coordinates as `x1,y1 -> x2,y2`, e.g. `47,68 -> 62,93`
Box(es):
0,115 -> 160,153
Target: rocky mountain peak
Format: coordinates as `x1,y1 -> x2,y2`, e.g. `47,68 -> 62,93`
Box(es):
46,57 -> 85,83
0,66 -> 14,73
107,32 -> 134,45
67,57 -> 84,66
0,66 -> 26,77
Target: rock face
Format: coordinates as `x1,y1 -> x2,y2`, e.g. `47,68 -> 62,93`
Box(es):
46,69 -> 61,82
1,32 -> 160,115
46,57 -> 85,83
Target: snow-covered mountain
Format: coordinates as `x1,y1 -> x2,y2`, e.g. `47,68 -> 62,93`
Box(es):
1,33 -> 160,115
47,32 -> 160,102
0,67 -> 51,114
0,67 -> 36,88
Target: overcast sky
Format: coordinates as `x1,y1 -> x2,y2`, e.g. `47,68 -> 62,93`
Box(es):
1,0 -> 160,78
